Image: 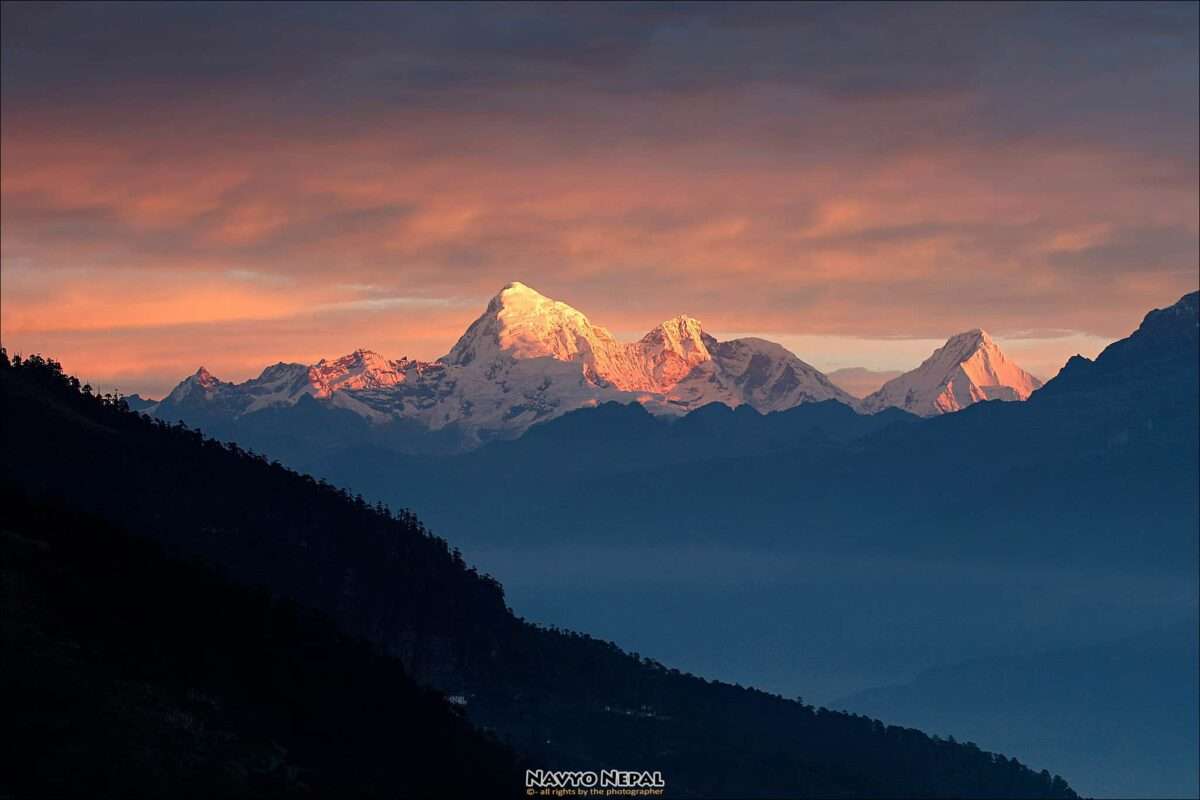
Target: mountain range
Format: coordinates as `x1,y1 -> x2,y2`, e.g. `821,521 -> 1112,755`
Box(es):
295,290 -> 1198,798
2,289 -> 1194,798
0,349 -> 1077,799
145,282 -> 1045,451
298,291 -> 1197,557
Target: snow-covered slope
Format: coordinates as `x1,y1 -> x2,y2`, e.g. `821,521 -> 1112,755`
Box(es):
667,335 -> 855,411
149,281 -> 858,445
861,330 -> 1042,416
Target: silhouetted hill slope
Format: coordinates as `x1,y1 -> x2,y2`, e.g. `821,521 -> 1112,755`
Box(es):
0,492 -> 522,799
834,618 -> 1200,799
0,352 -> 1074,799
1041,290 -> 1199,399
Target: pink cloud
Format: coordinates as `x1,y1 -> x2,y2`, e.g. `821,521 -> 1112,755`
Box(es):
2,75 -> 1195,395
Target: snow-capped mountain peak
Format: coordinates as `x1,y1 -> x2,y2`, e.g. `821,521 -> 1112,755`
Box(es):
862,329 -> 1042,416
942,328 -> 991,354
308,349 -> 404,396
443,281 -> 619,368
153,281 -> 862,447
628,316 -> 713,391
641,315 -> 709,358
160,366 -> 225,404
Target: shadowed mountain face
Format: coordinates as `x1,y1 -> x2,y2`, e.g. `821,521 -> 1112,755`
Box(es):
1040,289 -> 1199,400
0,353 -> 1076,799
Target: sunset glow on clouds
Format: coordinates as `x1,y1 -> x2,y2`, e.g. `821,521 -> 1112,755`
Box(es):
2,3 -> 1197,395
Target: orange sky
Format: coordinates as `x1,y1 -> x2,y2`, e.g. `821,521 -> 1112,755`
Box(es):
2,3 -> 1197,396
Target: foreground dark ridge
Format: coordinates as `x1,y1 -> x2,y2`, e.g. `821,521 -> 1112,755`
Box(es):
1,492 -> 522,799
0,351 -> 1075,799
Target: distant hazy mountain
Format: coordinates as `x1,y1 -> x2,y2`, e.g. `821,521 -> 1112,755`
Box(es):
322,398 -> 919,483
862,329 -> 1042,416
121,392 -> 157,412
827,367 -> 904,398
147,282 -> 857,450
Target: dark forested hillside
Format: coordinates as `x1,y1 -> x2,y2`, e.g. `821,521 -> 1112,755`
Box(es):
0,351 -> 1075,799
0,493 -> 522,799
